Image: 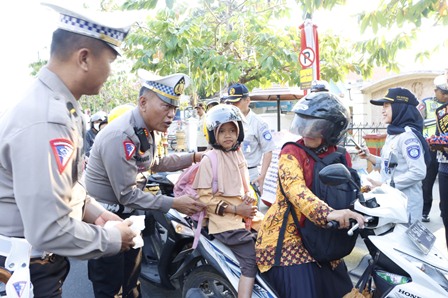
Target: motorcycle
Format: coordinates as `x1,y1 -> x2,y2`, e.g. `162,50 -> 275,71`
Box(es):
139,171 -> 192,291
319,158 -> 448,297
139,171 -> 278,298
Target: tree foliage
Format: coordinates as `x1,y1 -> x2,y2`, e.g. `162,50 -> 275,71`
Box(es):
80,59 -> 140,113
356,0 -> 447,71
124,0 -> 305,99
29,0 -> 448,110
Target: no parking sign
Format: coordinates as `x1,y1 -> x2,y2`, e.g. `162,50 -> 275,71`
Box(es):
299,47 -> 315,68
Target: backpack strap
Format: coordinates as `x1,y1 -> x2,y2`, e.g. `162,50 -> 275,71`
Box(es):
282,142 -> 345,194
205,150 -> 219,194
274,176 -> 302,266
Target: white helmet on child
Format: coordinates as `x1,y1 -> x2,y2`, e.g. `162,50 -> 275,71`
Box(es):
205,104 -> 244,151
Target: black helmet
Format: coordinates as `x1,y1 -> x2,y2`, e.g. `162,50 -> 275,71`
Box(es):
205,104 -> 244,151
290,92 -> 350,146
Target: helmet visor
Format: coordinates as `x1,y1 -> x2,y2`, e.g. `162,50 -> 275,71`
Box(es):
290,115 -> 334,139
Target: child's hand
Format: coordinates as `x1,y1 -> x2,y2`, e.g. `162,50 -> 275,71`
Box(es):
236,203 -> 258,218
243,192 -> 255,205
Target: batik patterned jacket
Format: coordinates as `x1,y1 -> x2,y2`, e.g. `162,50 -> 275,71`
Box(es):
255,140 -> 352,273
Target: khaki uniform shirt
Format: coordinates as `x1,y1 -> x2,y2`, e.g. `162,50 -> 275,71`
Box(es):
85,108 -> 193,211
0,67 -> 121,258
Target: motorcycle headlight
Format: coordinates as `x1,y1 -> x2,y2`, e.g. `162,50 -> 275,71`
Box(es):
171,221 -> 194,237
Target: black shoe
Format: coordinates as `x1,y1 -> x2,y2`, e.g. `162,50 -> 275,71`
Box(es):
422,215 -> 430,222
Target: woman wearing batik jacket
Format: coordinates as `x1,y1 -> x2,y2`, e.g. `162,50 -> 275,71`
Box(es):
255,92 -> 365,298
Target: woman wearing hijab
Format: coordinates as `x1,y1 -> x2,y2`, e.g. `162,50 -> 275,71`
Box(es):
359,87 -> 428,223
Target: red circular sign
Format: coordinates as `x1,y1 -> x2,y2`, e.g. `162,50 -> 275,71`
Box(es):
299,47 -> 315,68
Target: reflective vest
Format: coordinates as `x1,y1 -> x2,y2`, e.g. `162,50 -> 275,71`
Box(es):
422,97 -> 443,137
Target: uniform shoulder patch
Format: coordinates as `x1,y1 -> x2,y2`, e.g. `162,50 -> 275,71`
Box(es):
407,145 -> 421,160
50,139 -> 74,174
123,140 -> 136,160
262,130 -> 272,141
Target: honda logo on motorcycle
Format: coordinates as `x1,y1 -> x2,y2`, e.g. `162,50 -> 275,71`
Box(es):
398,289 -> 421,298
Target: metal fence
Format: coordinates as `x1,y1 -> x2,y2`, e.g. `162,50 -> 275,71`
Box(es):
341,123 -> 387,149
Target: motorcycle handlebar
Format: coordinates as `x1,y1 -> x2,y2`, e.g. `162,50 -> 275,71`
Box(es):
326,220 -> 339,229
327,216 -> 373,236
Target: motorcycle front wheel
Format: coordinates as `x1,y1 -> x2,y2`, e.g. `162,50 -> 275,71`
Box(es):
182,265 -> 237,298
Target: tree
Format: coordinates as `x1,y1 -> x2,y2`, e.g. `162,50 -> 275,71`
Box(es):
356,0 -> 448,69
124,0 -> 307,99
80,59 -> 140,113
124,0 -> 416,99
29,0 -> 447,108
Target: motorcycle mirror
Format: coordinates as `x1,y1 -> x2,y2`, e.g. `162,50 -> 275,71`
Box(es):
319,164 -> 351,186
319,163 -> 366,204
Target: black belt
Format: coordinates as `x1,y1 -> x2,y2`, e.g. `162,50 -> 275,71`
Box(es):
248,166 -> 258,170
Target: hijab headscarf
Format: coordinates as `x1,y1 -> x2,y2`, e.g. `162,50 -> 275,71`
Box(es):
371,87 -> 430,165
387,103 -> 423,135
387,100 -> 430,166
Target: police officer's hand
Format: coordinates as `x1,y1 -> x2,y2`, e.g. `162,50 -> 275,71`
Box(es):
115,219 -> 136,252
327,209 -> 365,230
94,211 -> 123,227
357,146 -> 370,159
172,195 -> 206,216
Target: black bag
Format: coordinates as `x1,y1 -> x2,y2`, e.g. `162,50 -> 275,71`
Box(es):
274,142 -> 360,264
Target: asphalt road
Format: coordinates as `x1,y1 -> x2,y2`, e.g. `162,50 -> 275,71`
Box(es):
62,258 -> 182,298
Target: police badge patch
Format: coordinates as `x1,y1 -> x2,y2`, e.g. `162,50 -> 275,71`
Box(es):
262,131 -> 272,141
123,141 -> 136,160
406,145 -> 421,160
50,139 -> 74,174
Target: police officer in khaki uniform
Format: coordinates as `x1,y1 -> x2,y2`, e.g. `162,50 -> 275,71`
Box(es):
226,83 -> 276,195
85,69 -> 206,298
417,75 -> 448,222
0,3 -> 137,297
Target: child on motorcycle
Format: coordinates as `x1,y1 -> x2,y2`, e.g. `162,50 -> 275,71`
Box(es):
192,104 -> 258,298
